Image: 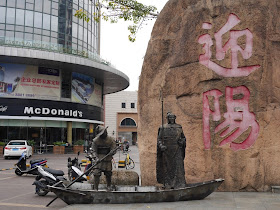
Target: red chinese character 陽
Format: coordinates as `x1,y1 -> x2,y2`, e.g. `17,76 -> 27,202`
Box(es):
203,86 -> 259,151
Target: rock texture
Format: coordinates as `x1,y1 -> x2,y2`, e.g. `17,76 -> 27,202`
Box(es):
89,170 -> 139,186
138,0 -> 280,191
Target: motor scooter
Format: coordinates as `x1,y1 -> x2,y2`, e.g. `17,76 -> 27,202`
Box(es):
67,151 -> 87,182
33,166 -> 66,196
15,152 -> 48,176
33,165 -> 87,196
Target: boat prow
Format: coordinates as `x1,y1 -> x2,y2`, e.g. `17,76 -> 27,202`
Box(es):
48,178 -> 224,205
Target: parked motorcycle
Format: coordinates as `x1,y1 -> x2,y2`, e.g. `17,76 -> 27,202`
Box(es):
67,152 -> 87,182
15,151 -> 47,176
33,165 -> 66,196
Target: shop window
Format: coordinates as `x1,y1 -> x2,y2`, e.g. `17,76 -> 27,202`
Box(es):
0,127 -> 8,142
8,127 -> 28,140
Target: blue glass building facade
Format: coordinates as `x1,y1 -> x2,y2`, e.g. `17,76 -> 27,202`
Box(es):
0,0 -> 129,150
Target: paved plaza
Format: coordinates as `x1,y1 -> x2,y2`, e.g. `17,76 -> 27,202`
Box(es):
61,191 -> 280,210
1,146 -> 280,210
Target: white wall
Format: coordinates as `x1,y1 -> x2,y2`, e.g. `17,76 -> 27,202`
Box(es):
104,91 -> 138,139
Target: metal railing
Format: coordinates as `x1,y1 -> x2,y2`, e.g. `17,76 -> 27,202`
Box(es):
0,36 -> 112,67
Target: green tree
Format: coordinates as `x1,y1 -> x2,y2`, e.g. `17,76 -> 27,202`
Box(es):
75,0 -> 158,42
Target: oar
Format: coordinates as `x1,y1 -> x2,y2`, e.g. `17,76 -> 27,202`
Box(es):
46,145 -> 120,207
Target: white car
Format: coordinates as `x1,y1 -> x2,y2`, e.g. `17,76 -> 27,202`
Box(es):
4,140 -> 33,159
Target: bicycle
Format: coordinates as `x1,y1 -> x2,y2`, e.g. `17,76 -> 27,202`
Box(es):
124,153 -> 135,169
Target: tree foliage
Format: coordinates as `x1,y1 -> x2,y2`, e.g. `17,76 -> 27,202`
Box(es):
75,0 -> 158,42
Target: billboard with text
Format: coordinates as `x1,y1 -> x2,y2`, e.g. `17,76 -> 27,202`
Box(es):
0,63 -> 60,100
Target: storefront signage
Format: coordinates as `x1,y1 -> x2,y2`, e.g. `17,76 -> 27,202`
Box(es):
0,98 -> 103,121
24,107 -> 83,118
0,105 -> 8,112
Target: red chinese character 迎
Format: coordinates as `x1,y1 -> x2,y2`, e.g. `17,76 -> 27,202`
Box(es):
198,13 -> 260,77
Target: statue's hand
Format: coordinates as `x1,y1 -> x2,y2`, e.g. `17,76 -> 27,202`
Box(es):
160,145 -> 167,151
177,139 -> 185,147
94,157 -> 100,163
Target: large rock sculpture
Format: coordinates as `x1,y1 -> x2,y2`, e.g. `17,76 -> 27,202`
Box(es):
138,0 -> 280,191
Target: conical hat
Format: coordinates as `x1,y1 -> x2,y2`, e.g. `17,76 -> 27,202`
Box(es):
95,125 -> 108,137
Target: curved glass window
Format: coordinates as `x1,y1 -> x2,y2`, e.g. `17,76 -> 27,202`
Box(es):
51,16 -> 58,32
34,12 -> 42,28
6,8 -> 15,24
16,9 -> 25,26
43,0 -> 51,14
43,14 -> 50,30
16,0 -> 25,9
72,23 -> 77,38
25,10 -> 34,27
120,118 -> 137,127
0,7 -> 6,23
7,0 -> 16,8
35,0 -> 43,12
0,0 -> 100,62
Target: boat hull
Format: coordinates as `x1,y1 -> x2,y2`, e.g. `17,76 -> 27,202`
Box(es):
48,179 -> 224,204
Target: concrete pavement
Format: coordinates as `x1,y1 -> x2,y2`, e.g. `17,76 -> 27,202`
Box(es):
1,145 -> 280,210
62,146 -> 280,210
62,192 -> 280,210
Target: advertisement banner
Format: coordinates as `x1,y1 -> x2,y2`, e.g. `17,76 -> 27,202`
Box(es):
0,63 -> 60,100
88,82 -> 102,107
71,72 -> 102,107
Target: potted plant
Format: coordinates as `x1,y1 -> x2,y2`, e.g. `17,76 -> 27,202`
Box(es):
0,141 -> 5,155
53,141 -> 65,154
27,140 -> 35,154
73,140 -> 84,154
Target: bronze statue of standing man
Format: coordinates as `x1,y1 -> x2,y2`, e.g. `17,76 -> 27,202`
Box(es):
156,112 -> 187,189
90,125 -> 116,191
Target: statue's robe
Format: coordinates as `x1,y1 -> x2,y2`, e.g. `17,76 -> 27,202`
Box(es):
156,123 -> 186,189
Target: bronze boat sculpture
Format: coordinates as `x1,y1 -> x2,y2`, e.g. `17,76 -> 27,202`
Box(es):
47,178 -> 224,205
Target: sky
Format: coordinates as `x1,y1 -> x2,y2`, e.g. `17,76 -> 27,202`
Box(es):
100,0 -> 169,91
